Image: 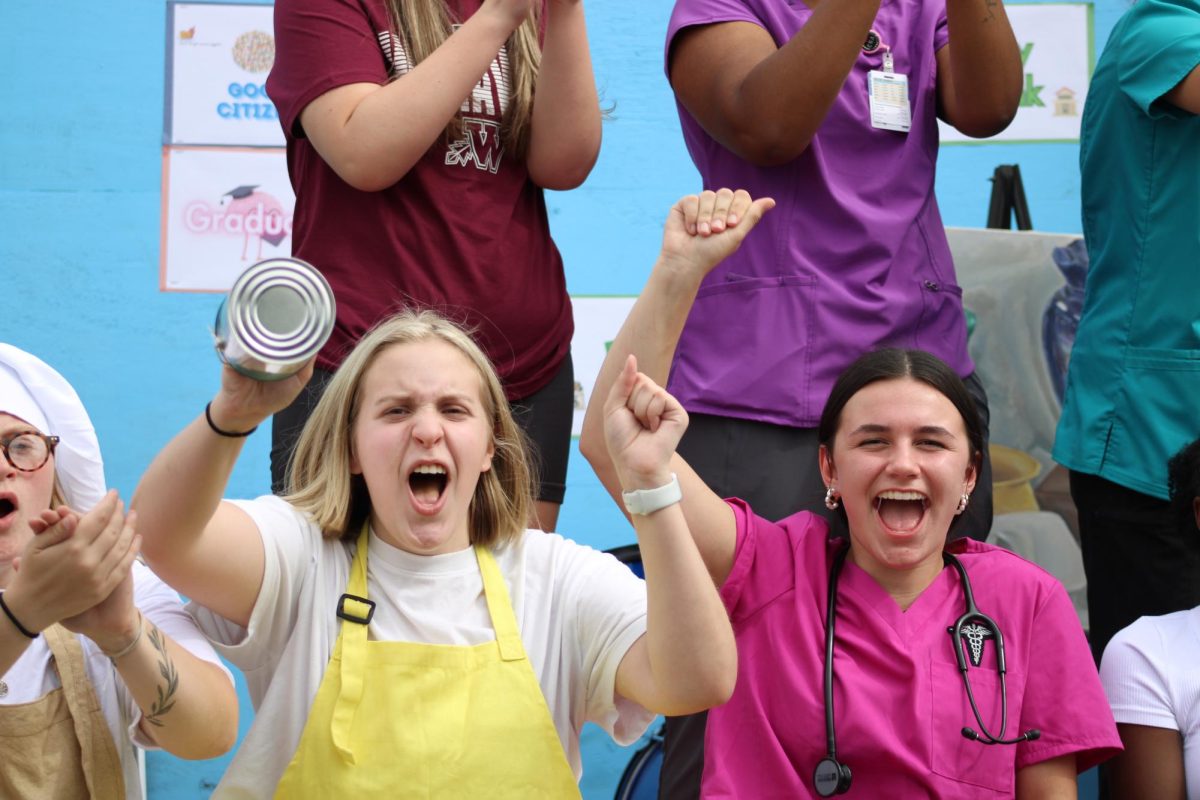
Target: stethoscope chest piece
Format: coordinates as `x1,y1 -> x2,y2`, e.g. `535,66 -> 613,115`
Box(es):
813,756 -> 852,797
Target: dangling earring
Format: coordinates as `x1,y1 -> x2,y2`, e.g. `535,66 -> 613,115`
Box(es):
825,486 -> 840,510
956,492 -> 970,515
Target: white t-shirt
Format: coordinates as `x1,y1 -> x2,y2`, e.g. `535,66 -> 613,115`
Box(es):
0,561 -> 234,800
190,495 -> 653,799
1101,607 -> 1200,799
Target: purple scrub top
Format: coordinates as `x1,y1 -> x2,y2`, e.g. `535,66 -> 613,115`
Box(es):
665,0 -> 973,428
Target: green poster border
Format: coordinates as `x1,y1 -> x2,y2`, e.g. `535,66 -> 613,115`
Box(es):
942,1 -> 1095,146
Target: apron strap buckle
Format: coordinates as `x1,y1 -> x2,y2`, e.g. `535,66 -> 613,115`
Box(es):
337,593 -> 376,625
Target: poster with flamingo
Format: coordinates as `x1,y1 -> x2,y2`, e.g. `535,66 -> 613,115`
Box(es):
160,146 -> 295,291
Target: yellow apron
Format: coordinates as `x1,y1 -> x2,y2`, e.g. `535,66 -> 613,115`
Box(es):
0,624 -> 126,799
274,525 -> 581,798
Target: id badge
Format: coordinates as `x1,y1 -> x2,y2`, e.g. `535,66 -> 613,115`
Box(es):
868,70 -> 911,133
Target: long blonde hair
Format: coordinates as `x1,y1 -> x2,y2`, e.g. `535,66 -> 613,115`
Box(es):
385,0 -> 541,158
285,310 -> 534,547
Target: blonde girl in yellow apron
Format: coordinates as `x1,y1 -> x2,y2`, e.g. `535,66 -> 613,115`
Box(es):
272,524 -> 581,797
133,224 -> 763,796
0,344 -> 239,798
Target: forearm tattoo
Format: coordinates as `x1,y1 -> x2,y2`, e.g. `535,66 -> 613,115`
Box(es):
142,624 -> 180,728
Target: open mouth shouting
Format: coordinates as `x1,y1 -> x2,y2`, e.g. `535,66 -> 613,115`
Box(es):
408,463 -> 450,515
874,490 -> 929,534
0,493 -> 17,532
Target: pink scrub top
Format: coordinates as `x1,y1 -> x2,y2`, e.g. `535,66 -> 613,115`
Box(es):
703,500 -> 1121,798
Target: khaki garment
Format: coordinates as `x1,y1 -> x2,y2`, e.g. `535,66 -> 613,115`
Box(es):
0,624 -> 126,799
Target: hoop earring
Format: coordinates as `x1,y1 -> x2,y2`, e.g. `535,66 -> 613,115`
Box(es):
956,493 -> 970,515
825,486 -> 840,510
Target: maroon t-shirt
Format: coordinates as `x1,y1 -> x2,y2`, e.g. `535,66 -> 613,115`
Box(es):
267,0 -> 572,398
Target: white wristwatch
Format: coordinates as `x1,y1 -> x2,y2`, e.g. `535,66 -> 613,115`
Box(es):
622,473 -> 682,516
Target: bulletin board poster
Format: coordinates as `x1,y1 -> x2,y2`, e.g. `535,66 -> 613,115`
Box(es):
161,147 -> 295,291
165,2 -> 283,147
940,3 -> 1093,144
569,297 -> 638,437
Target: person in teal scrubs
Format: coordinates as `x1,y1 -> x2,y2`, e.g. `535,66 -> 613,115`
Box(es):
1054,0 -> 1200,662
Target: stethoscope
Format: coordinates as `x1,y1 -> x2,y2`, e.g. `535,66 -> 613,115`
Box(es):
812,545 -> 1041,797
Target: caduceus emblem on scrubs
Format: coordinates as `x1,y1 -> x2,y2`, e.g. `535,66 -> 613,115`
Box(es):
959,621 -> 993,668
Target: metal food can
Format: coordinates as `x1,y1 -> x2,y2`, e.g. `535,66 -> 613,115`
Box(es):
213,257 -> 335,381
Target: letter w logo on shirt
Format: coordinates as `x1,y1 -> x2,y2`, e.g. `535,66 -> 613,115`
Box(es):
445,119 -> 504,174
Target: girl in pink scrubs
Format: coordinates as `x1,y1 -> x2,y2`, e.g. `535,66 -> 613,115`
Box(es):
582,189 -> 1122,798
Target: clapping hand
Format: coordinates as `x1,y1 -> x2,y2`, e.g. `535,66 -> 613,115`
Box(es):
482,0 -> 539,32
7,491 -> 140,650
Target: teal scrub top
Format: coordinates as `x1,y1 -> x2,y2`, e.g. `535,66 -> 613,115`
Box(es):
1054,0 -> 1200,499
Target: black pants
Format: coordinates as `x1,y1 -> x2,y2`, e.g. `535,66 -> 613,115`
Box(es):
269,355 -> 575,504
1070,470 -> 1200,663
657,373 -> 993,799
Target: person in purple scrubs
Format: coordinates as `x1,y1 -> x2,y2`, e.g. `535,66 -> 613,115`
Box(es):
663,0 -> 1024,538
650,0 -> 1024,791
582,191 -> 1120,797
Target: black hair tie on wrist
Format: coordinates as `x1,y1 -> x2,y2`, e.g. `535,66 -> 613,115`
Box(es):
205,402 -> 258,438
0,592 -> 38,639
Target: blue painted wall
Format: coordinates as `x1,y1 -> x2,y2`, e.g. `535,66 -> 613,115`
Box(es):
0,0 -> 1127,796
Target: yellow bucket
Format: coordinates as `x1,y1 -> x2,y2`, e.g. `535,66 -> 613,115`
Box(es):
990,444 -> 1041,514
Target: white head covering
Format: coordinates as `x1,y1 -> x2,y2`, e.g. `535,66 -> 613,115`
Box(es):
0,344 -> 106,511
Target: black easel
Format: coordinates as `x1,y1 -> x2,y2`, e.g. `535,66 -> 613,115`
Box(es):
986,164 -> 1033,231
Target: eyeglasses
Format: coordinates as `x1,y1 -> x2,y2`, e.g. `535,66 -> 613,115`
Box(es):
1,432 -> 59,472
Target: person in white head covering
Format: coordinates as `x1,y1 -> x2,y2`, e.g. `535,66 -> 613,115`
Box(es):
0,343 -> 238,800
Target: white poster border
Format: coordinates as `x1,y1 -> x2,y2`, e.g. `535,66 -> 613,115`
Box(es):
164,1 -> 283,148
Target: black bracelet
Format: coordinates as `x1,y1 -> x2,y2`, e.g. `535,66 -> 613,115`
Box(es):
205,402 -> 258,438
0,592 -> 38,639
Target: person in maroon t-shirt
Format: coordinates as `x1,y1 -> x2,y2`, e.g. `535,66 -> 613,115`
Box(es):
266,0 -> 602,530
